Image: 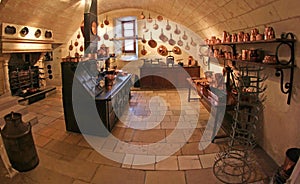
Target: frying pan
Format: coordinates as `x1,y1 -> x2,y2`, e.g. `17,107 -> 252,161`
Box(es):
191,37 -> 197,47
91,21 -> 97,35
142,22 -> 149,33
159,28 -> 168,42
177,36 -> 183,47
153,20 -> 159,30
182,31 -> 188,40
103,28 -> 109,40
185,42 -> 190,50
100,19 -> 104,28
142,34 -> 147,44
104,15 -> 109,25
69,40 -> 73,51
75,48 -> 80,58
148,32 -> 157,48
147,13 -> 153,23
174,25 -> 181,35
157,45 -> 168,56
80,43 -> 84,52
168,33 -> 176,46
74,39 -> 79,47
141,45 -> 147,55
166,20 -> 171,31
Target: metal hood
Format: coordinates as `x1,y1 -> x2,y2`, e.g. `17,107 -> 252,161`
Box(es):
0,22 -> 54,53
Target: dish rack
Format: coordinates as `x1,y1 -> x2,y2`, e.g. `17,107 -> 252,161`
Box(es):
213,65 -> 267,183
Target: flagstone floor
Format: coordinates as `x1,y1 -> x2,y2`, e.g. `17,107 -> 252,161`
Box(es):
0,88 -> 278,184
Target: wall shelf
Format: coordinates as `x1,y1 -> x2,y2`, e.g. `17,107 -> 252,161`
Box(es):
201,32 -> 296,105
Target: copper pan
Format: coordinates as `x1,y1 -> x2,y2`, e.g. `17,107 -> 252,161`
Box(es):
157,45 -> 168,56
148,32 -> 157,48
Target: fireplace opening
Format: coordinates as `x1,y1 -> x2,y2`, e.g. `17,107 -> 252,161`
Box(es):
8,53 -> 41,96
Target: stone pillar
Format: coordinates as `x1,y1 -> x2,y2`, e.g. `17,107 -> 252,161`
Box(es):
1,54 -> 11,94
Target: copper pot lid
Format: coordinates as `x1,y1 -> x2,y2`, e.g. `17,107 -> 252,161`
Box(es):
157,45 -> 168,56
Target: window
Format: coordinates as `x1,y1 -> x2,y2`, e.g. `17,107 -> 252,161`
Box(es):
122,20 -> 136,53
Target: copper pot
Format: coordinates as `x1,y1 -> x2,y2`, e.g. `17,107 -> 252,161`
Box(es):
232,33 -> 237,42
238,31 -> 244,42
243,33 -> 250,42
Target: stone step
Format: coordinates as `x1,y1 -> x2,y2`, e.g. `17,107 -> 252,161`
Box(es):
0,95 -> 19,112
0,104 -> 28,124
23,112 -> 38,127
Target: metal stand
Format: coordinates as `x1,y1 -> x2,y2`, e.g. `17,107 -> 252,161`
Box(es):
213,65 -> 267,183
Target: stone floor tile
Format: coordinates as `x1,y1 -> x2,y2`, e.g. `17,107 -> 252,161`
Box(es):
201,142 -> 221,154
72,180 -> 90,184
185,168 -> 224,184
132,154 -> 156,166
181,142 -> 204,155
155,156 -> 179,170
20,166 -> 73,184
44,139 -> 83,158
199,153 -> 217,168
38,151 -> 98,182
132,129 -> 166,143
38,116 -> 57,125
49,129 -> 69,141
122,154 -> 134,168
63,133 -> 83,145
34,134 -> 52,148
178,155 -> 202,170
161,121 -> 177,129
86,151 -> 122,167
37,126 -> 58,137
48,118 -> 67,130
145,171 -> 186,184
91,165 -> 145,184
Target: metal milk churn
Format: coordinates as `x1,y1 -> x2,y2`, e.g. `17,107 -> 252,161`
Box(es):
0,112 -> 39,172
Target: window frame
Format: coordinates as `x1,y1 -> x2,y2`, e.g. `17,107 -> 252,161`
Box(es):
121,20 -> 136,53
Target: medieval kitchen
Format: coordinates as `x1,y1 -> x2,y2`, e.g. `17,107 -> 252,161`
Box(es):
0,0 -> 299,183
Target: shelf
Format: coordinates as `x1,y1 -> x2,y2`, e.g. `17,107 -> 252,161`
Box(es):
207,38 -> 296,47
204,32 -> 296,105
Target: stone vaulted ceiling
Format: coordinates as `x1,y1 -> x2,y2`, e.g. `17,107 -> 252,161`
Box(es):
0,0 -> 299,44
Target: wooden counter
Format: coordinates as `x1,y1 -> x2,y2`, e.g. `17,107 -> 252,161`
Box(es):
140,64 -> 200,89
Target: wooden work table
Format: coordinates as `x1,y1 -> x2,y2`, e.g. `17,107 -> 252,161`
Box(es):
187,77 -> 234,142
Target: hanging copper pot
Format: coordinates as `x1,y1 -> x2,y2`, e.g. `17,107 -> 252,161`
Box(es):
185,42 -> 190,50
147,13 -> 153,23
191,37 -> 197,47
142,34 -> 147,44
140,12 -> 145,19
157,45 -> 168,56
174,25 -> 181,35
177,36 -> 183,47
148,32 -> 157,48
166,20 -> 171,31
141,45 -> 147,55
77,31 -> 81,39
159,28 -> 168,42
182,31 -> 188,40
80,43 -> 84,52
74,39 -> 79,47
69,40 -> 73,51
103,28 -> 109,40
157,15 -> 163,22
153,20 -> 159,30
104,15 -> 109,25
172,46 -> 182,55
168,33 -> 176,46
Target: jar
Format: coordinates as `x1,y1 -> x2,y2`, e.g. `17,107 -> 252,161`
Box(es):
238,31 -> 244,42
256,34 -> 264,41
243,33 -> 250,42
242,50 -> 249,60
232,33 -> 237,42
222,31 -> 227,43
